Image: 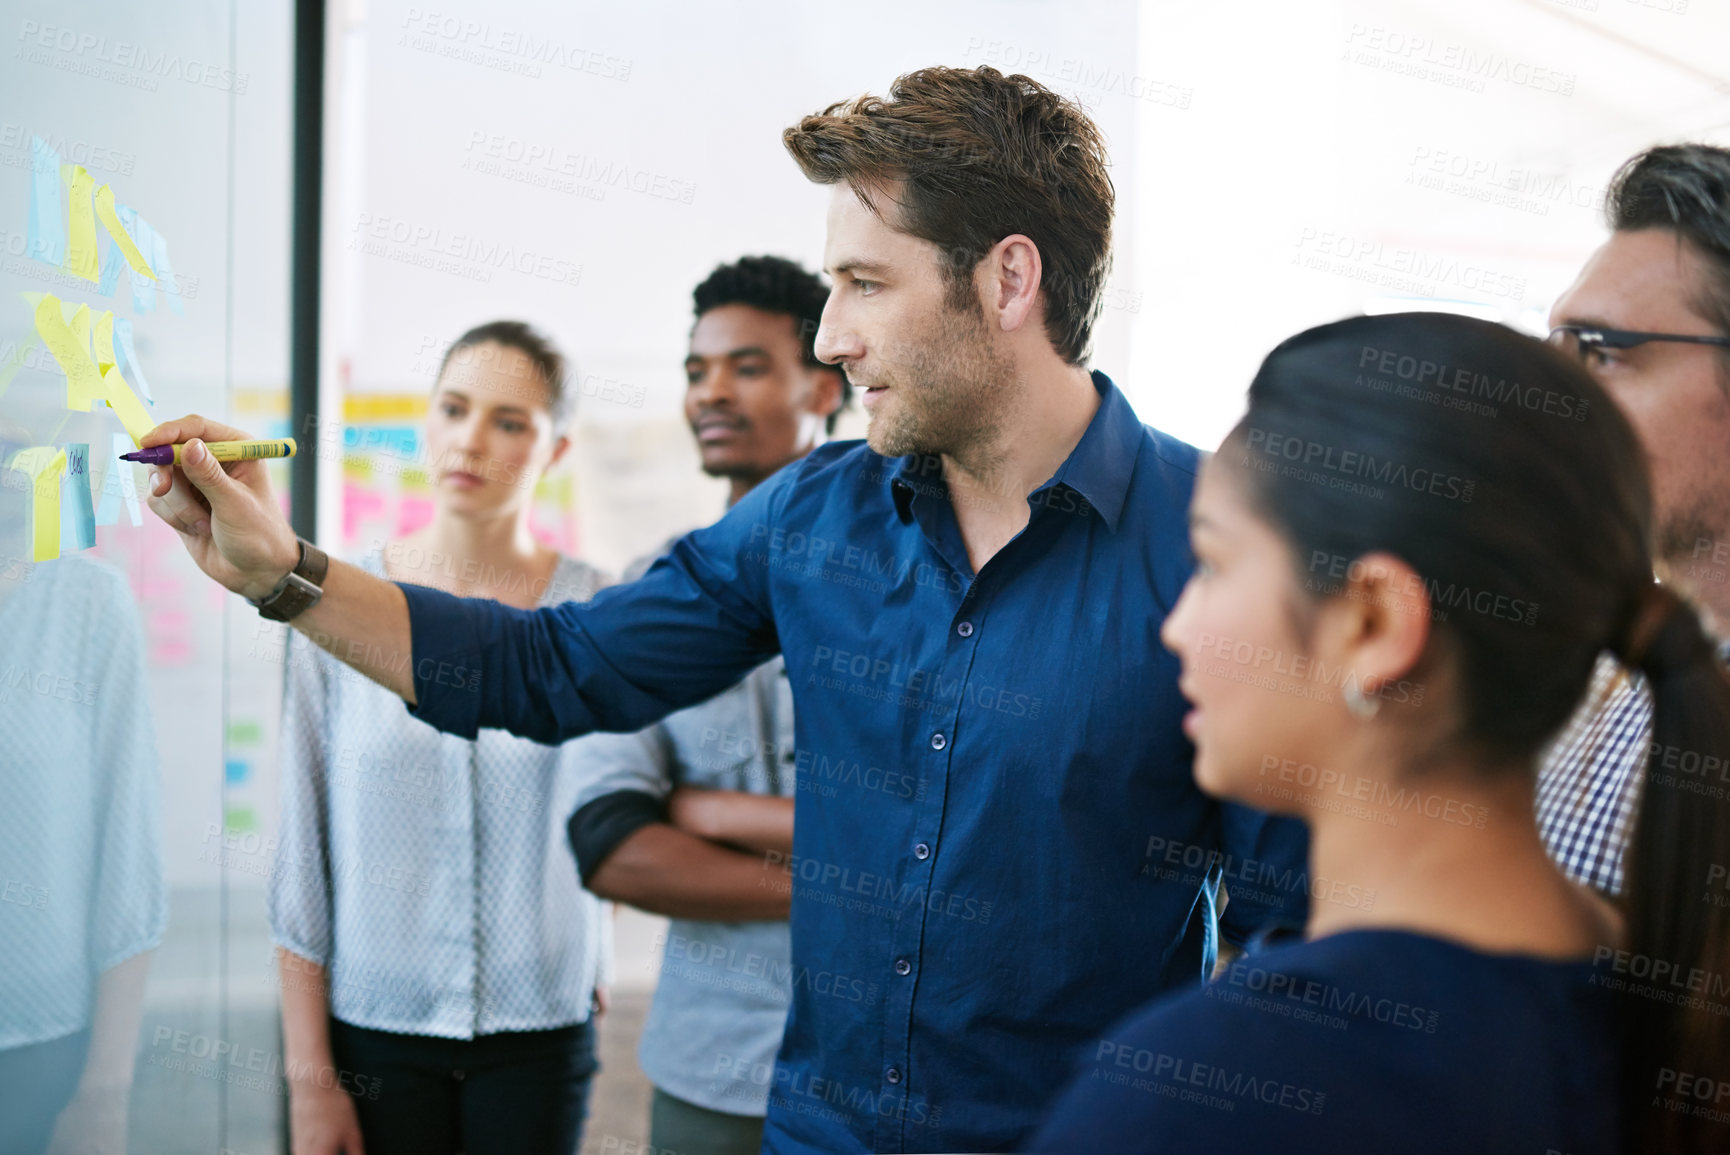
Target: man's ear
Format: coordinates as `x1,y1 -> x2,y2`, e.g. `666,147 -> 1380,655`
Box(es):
983,233 -> 1044,335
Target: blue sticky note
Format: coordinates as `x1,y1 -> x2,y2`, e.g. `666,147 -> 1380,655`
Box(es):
59,443 -> 96,551
113,317 -> 152,404
224,759 -> 250,785
96,227 -> 125,296
94,431 -> 140,527
120,208 -> 156,313
151,228 -> 182,316
28,137 -> 66,265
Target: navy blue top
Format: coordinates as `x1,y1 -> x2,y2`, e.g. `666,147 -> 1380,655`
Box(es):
395,371 -> 1310,1153
1031,928 -> 1622,1154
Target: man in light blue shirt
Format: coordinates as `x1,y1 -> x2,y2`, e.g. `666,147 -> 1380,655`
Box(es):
567,255 -> 846,1155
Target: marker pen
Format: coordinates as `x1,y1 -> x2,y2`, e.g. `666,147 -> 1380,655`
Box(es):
119,438 -> 297,466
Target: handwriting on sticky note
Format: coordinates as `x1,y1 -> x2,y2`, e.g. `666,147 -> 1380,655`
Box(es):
60,443 -> 95,552
62,165 -> 99,283
93,184 -> 155,279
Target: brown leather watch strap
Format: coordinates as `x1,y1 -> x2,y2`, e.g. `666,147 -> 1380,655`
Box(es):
249,538 -> 328,622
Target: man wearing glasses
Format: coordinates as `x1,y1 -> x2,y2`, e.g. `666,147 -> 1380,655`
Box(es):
1539,143 -> 1730,896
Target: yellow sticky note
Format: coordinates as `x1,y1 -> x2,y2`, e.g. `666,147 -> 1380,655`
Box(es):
10,447 -> 66,562
33,293 -> 105,412
93,184 -> 155,279
68,302 -> 92,358
99,365 -> 155,446
93,310 -> 117,373
62,165 -> 99,283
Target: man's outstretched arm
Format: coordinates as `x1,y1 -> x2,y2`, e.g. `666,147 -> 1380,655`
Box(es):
142,416 -> 422,702
142,415 -> 784,741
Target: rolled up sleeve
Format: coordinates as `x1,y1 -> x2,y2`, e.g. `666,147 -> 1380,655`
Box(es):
402,463 -> 789,745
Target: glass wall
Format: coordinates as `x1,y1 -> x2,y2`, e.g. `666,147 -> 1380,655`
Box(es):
0,2 -> 291,1152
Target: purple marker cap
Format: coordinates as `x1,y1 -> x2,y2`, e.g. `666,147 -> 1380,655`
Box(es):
119,445 -> 175,465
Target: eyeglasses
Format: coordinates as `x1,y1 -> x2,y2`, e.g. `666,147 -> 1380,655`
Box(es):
1548,324 -> 1730,362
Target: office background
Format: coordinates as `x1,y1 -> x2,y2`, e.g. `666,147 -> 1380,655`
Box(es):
0,0 -> 1725,1150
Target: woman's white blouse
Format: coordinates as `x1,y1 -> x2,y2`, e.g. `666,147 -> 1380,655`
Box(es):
268,551 -> 611,1039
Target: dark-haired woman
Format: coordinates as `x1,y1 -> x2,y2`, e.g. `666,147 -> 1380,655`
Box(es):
269,323 -> 613,1155
1032,313 -> 1730,1154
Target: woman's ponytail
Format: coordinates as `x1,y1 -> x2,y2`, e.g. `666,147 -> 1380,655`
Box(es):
1617,584 -> 1730,1154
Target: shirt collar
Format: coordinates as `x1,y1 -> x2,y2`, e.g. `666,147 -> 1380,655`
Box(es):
887,370 -> 1141,532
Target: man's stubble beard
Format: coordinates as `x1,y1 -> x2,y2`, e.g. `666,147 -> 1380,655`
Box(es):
864,298 -> 1014,461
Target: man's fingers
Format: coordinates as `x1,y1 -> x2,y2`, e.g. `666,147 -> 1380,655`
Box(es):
147,463 -> 213,532
176,439 -> 240,503
141,413 -> 256,449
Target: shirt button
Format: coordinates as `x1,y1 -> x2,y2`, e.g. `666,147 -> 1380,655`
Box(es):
930,732 -> 946,751
886,1067 -> 902,1085
895,958 -> 912,976
453,1069 -> 466,1081
956,621 -> 974,637
913,842 -> 930,860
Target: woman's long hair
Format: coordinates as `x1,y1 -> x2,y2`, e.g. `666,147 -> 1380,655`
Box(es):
1229,312 -> 1730,1154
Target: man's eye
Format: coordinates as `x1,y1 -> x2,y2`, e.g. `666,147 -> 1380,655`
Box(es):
1192,558 -> 1215,579
855,279 -> 879,295
499,420 -> 527,434
441,402 -> 463,418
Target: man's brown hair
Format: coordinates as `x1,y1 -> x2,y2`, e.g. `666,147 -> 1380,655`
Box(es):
783,65 -> 1115,366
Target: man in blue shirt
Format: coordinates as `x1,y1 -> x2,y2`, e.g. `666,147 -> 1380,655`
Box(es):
142,65 -> 1309,1153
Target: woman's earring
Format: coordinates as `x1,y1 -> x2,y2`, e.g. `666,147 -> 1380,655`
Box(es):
1343,677 -> 1382,720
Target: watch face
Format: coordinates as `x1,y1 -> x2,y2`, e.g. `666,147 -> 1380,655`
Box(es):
260,572 -> 321,621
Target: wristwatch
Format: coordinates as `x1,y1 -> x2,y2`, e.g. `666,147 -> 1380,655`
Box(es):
247,537 -> 329,622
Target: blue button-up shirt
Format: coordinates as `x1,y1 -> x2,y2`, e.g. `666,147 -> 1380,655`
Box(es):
397,372 -> 1309,1152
